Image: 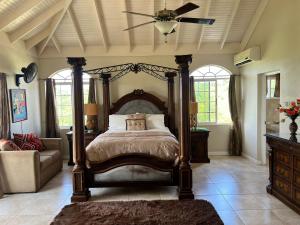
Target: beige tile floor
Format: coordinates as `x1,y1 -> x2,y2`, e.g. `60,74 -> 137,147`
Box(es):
1,156 -> 300,225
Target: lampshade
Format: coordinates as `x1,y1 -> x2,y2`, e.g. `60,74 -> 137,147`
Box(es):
155,21 -> 177,35
189,102 -> 198,115
84,104 -> 98,116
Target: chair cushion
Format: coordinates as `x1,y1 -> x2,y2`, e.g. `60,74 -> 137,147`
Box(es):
40,150 -> 61,170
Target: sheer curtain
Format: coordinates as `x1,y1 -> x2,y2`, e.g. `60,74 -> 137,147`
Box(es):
45,78 -> 60,138
0,73 -> 10,139
228,75 -> 242,155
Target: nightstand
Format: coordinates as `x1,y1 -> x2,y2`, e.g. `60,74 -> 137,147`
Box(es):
66,130 -> 100,166
190,128 -> 210,163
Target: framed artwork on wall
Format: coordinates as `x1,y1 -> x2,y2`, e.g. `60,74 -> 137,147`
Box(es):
9,89 -> 28,123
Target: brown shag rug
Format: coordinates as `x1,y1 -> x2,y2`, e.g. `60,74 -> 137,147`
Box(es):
50,200 -> 224,225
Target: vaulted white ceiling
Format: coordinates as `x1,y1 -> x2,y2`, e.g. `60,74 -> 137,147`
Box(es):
0,0 -> 269,57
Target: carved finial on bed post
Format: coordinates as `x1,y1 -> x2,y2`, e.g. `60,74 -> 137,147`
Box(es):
175,55 -> 194,200
68,57 -> 91,202
101,73 -> 111,131
165,72 -> 176,134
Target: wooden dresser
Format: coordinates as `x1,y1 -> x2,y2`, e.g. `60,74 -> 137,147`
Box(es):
266,133 -> 300,214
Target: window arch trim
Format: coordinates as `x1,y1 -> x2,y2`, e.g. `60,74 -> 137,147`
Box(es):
191,64 -> 232,80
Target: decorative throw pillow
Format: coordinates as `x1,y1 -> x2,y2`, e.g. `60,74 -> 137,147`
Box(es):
13,133 -> 44,151
127,113 -> 146,120
126,119 -> 146,131
0,139 -> 21,151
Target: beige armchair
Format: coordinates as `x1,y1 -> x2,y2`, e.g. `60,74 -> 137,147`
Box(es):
0,138 -> 63,193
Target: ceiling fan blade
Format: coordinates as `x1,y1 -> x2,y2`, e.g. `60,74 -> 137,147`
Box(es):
123,21 -> 156,31
170,29 -> 176,34
122,11 -> 155,18
173,2 -> 199,16
176,17 -> 215,25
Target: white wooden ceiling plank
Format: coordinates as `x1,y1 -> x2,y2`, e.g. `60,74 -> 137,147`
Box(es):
197,0 -> 212,50
220,0 -> 240,49
8,0 -> 65,43
25,26 -> 52,49
92,0 -> 109,51
240,0 -> 270,50
39,0 -> 73,55
0,0 -> 41,30
52,36 -> 61,53
122,0 -> 132,51
67,8 -> 85,51
174,0 -> 185,51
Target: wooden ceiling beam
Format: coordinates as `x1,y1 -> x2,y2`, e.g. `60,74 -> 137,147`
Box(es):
92,0 -> 109,51
152,0 -> 156,51
240,0 -> 270,50
122,0 -> 132,51
52,36 -> 61,54
39,0 -> 73,55
67,8 -> 85,52
25,26 -> 52,50
0,0 -> 41,30
8,0 -> 66,44
197,0 -> 212,51
220,0 -> 240,49
174,0 -> 185,51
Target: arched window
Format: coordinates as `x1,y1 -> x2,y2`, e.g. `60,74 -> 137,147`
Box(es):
191,65 -> 231,124
51,69 -> 90,127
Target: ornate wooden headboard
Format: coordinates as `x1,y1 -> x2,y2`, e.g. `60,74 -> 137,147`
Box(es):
110,89 -> 169,127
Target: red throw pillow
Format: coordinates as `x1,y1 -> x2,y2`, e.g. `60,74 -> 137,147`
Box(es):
0,139 -> 21,151
13,133 -> 44,151
30,136 -> 44,151
20,142 -> 36,150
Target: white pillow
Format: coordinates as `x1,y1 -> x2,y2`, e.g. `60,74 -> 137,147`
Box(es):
146,114 -> 165,129
108,114 -> 127,130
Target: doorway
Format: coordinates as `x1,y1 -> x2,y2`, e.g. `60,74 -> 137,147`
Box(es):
258,72 -> 280,165
265,74 -> 280,133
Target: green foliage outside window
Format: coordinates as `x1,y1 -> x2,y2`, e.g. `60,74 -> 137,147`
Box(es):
191,65 -> 231,124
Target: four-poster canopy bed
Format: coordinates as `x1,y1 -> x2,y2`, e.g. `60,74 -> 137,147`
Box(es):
67,55 -> 194,202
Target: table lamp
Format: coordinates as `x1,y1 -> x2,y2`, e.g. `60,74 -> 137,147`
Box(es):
190,102 -> 198,129
84,103 -> 99,132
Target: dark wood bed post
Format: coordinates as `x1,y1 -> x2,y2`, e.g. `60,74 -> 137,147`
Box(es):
68,57 -> 90,202
101,73 -> 111,131
165,72 -> 176,134
175,55 -> 194,200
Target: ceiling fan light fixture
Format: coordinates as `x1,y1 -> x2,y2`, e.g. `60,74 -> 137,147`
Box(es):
155,21 -> 177,35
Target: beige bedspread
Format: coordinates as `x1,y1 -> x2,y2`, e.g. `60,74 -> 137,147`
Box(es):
85,129 -> 179,166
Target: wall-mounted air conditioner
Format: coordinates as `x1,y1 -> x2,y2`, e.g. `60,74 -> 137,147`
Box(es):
234,46 -> 261,67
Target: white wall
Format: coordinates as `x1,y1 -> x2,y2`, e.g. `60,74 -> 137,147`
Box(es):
240,0 -> 300,162
0,32 -> 41,136
38,54 -> 238,158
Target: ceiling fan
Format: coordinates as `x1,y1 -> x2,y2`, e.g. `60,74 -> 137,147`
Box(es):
123,0 -> 215,36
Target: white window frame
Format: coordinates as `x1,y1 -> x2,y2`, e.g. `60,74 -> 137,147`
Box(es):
51,69 -> 90,129
191,65 -> 232,125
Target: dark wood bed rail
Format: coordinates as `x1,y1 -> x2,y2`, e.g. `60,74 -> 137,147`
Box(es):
68,56 -> 194,202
